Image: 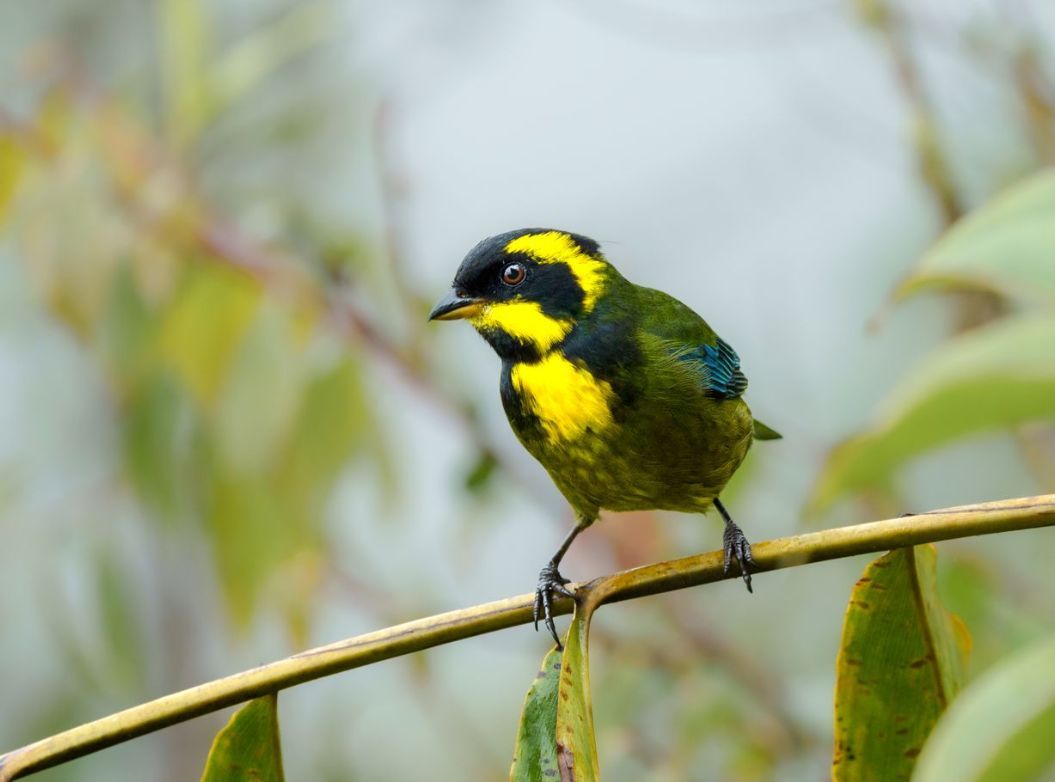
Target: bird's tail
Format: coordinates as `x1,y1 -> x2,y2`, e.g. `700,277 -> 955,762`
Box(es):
753,419 -> 783,441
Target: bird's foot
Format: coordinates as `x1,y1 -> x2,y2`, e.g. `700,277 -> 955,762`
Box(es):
722,520 -> 754,593
534,561 -> 577,649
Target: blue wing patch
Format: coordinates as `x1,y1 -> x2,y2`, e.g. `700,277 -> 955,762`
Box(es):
679,338 -> 748,399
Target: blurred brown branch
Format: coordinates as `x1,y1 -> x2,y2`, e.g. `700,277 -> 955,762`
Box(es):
2,494 -> 1053,781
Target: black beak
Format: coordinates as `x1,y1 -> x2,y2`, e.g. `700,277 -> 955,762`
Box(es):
428,289 -> 485,321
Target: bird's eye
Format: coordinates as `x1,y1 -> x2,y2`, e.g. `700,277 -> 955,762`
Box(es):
501,262 -> 526,286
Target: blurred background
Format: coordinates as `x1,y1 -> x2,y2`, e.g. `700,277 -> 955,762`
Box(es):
3,1 -> 1055,780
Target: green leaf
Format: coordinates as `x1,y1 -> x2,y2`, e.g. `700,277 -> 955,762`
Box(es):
282,355 -> 367,491
200,695 -> 285,782
0,132 -> 24,221
913,634 -> 1055,782
214,303 -> 304,476
833,547 -> 971,781
96,550 -> 147,692
211,1 -> 337,115
99,265 -> 161,387
510,646 -> 563,781
160,0 -> 214,143
205,469 -> 299,629
809,314 -> 1055,514
204,350 -> 365,634
160,266 -> 261,409
463,450 -> 498,495
510,602 -> 602,782
554,606 -> 601,782
898,169 -> 1055,304
123,372 -> 197,519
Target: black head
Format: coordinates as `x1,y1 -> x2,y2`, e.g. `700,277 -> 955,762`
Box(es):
428,229 -> 612,359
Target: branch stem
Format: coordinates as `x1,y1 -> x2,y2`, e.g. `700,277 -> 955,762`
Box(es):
2,494 -> 1054,781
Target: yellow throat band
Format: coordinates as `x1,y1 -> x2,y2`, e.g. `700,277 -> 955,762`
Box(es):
470,300 -> 572,352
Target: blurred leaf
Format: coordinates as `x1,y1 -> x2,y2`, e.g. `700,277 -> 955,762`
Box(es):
809,314 -> 1055,514
206,469 -> 300,629
510,646 -> 562,782
913,634 -> 1055,782
205,343 -> 365,631
160,266 -> 261,409
212,1 -> 337,115
99,264 -> 161,388
555,606 -> 601,782
283,354 -> 367,489
898,169 -> 1055,304
12,101 -> 127,337
0,132 -> 24,221
200,695 -> 285,782
833,547 -> 971,781
36,89 -> 74,151
463,450 -> 498,495
936,554 -> 1051,673
123,372 -> 197,519
160,0 -> 214,144
96,550 -> 146,692
215,303 -> 303,475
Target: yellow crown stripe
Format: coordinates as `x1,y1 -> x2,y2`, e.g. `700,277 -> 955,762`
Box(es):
503,231 -> 607,312
471,300 -> 572,352
511,353 -> 614,443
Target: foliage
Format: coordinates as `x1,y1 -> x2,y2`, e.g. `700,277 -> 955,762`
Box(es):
832,547 -> 969,780
913,634 -> 1055,782
809,314 -> 1055,515
896,170 -> 1055,304
3,84 -> 374,639
199,696 -> 285,782
810,169 -> 1055,513
509,647 -> 562,781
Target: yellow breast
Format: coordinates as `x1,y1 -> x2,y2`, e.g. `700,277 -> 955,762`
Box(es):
511,353 -> 614,443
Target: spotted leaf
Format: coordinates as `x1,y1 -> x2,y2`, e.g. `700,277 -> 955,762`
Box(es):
510,603 -> 601,782
833,546 -> 971,781
510,646 -> 562,781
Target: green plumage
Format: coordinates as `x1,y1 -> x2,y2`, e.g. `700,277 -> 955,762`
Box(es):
503,274 -> 772,525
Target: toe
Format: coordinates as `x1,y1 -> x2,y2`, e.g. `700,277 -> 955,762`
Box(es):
540,589 -> 562,647
551,581 -> 577,600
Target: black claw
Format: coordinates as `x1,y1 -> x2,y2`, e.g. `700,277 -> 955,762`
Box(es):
722,519 -> 755,593
535,562 -> 575,648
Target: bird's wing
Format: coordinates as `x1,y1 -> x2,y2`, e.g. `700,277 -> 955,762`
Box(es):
668,337 -> 749,399
634,287 -> 748,400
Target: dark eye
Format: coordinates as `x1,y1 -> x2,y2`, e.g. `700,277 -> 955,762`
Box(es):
501,262 -> 526,286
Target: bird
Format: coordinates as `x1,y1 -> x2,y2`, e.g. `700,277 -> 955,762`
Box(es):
429,228 -> 780,646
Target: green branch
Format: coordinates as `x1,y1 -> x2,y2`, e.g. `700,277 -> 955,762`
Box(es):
3,494 -> 1054,781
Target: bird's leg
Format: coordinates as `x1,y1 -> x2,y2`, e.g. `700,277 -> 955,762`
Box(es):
534,523 -> 585,649
715,497 -> 754,593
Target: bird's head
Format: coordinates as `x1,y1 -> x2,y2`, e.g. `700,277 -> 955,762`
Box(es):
429,228 -> 614,360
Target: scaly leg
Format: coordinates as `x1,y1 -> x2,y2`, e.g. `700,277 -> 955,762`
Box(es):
715,497 -> 754,593
534,523 -> 586,648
